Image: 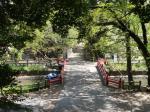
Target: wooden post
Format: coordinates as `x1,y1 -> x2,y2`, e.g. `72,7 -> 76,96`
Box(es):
119,78 -> 122,88
139,81 -> 141,90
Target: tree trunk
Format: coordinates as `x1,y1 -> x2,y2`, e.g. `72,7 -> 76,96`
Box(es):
117,19 -> 150,86
129,31 -> 150,86
126,34 -> 133,83
128,30 -> 150,86
141,22 -> 148,47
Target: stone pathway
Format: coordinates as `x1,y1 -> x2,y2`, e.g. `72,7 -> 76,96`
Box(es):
4,53 -> 150,112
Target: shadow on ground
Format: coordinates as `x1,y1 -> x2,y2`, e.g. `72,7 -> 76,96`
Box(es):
2,56 -> 150,112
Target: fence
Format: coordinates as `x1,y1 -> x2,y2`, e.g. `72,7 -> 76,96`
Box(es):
6,60 -> 50,66
6,58 -> 68,66
97,59 -> 123,88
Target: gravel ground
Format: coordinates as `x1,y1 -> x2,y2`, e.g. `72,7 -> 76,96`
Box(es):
2,53 -> 150,112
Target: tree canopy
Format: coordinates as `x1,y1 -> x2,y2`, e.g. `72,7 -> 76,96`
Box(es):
1,0 -> 150,86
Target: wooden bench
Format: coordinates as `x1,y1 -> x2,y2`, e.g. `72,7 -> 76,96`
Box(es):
47,66 -> 64,85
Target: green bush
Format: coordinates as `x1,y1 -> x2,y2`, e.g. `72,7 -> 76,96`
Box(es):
24,65 -> 46,72
0,64 -> 19,95
9,65 -> 25,71
11,65 -> 47,73
108,63 -> 147,71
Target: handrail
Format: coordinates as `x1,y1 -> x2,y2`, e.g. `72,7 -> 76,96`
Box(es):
97,59 -> 123,88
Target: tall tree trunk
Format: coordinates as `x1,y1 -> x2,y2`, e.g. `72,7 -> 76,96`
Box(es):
141,22 -> 148,47
126,34 -> 133,83
129,31 -> 150,86
128,31 -> 150,86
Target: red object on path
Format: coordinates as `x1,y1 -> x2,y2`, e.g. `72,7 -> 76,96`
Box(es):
47,60 -> 65,85
48,68 -> 64,84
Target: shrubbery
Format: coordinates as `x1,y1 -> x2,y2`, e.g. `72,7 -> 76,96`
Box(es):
9,64 -> 47,75
0,64 -> 18,95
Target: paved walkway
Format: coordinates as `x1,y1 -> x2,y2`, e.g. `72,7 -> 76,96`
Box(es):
14,54 -> 150,112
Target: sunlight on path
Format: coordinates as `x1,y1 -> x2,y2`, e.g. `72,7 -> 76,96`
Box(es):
16,53 -> 150,112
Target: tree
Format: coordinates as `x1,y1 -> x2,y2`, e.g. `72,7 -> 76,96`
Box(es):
0,0 -> 55,96
64,27 -> 78,48
126,33 -> 133,82
0,64 -> 18,95
90,1 -> 150,85
0,0 -> 54,58
50,0 -> 90,37
0,0 -> 86,59
24,21 -> 63,59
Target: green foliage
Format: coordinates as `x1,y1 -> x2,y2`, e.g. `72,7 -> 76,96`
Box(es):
22,21 -> 64,58
130,0 -> 150,23
9,65 -> 25,72
0,0 -> 54,58
64,27 -> 78,47
108,63 -> 147,71
0,64 -> 18,95
10,65 -> 46,73
0,0 -> 53,28
24,65 -> 46,72
0,0 -> 91,59
51,0 -> 89,36
80,0 -> 150,68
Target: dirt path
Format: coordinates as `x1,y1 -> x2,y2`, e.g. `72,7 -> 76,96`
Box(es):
14,54 -> 150,112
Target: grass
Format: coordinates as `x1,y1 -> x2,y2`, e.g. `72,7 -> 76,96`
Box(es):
3,80 -> 47,94
107,63 -> 147,71
9,64 -> 47,74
